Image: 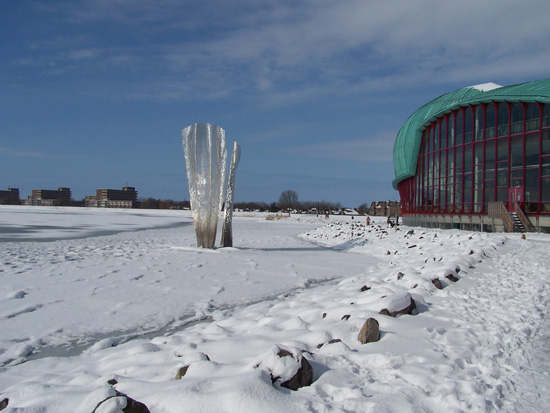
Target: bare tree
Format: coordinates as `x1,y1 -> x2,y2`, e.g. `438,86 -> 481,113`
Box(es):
278,190 -> 298,213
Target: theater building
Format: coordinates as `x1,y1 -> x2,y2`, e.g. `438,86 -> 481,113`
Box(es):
393,79 -> 550,233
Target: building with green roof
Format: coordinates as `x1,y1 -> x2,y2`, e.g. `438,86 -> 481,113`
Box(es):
392,78 -> 550,233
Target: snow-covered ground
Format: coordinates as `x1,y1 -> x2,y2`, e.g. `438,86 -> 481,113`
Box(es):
0,205 -> 549,412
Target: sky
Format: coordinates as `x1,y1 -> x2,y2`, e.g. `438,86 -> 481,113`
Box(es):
2,0 -> 550,207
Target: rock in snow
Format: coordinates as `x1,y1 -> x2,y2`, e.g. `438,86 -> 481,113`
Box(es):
358,318 -> 380,344
378,292 -> 417,317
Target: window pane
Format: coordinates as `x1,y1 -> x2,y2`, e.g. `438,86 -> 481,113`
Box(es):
485,187 -> 495,203
542,177 -> 550,201
474,143 -> 483,165
464,145 -> 473,173
475,105 -> 484,141
543,130 -> 550,156
525,168 -> 539,201
544,104 -> 550,128
486,103 -> 496,139
497,188 -> 507,202
485,141 -> 495,171
526,102 -> 540,132
465,107 -> 473,143
497,138 -> 508,162
510,169 -> 523,187
498,102 -> 509,137
448,113 -> 455,146
525,133 -> 540,167
456,110 -> 464,145
542,157 -> 550,177
497,166 -> 508,186
441,118 -> 447,149
474,167 -> 483,190
455,183 -> 462,210
510,136 -> 523,168
456,146 -> 463,168
511,102 -> 523,134
435,123 -> 440,152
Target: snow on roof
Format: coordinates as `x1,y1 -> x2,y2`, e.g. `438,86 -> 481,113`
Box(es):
469,82 -> 502,92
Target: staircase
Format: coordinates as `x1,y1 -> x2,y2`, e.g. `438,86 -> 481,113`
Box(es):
509,212 -> 526,233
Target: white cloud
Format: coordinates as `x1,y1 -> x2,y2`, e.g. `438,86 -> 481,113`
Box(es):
288,131 -> 396,162
19,0 -> 550,102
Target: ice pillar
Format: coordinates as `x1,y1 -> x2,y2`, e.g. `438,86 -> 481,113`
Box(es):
221,140 -> 241,247
182,123 -> 227,248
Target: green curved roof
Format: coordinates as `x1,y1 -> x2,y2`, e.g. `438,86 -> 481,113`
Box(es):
392,78 -> 550,189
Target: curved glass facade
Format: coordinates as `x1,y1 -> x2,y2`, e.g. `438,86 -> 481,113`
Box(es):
397,102 -> 550,215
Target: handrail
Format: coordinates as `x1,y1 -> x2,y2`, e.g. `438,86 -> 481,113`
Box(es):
488,201 -> 514,232
515,203 -> 536,232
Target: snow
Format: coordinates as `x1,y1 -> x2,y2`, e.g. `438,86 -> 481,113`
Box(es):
469,82 -> 502,92
1,205 -> 549,412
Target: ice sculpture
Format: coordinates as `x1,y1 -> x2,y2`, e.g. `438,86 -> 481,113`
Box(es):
182,123 -> 227,248
221,140 -> 241,247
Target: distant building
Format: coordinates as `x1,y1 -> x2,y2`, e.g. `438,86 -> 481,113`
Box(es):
85,186 -> 138,208
0,187 -> 20,205
368,201 -> 402,217
25,187 -> 72,206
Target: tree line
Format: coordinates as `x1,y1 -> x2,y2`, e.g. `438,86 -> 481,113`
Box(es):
137,190 -> 371,215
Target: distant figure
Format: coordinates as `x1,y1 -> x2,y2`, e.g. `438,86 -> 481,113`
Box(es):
366,216 -> 371,225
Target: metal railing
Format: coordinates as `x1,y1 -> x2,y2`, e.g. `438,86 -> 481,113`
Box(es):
515,203 -> 536,232
488,202 -> 514,232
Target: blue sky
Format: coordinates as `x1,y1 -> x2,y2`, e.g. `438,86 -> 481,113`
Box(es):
2,0 -> 550,207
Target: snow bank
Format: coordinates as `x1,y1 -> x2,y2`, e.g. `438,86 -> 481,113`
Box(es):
0,207 -> 549,411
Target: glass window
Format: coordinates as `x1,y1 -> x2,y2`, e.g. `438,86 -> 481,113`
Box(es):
455,182 -> 462,210
447,149 -> 455,171
475,105 -> 484,141
497,188 -> 508,203
448,113 -> 455,147
511,102 -> 524,135
464,145 -> 473,173
525,134 -> 540,167
474,143 -> 483,165
456,146 -> 463,169
541,178 -> 550,202
510,169 -> 523,188
441,118 -> 447,149
447,184 -> 454,209
510,136 -> 523,168
486,103 -> 496,139
525,168 -> 539,202
526,102 -> 540,132
456,110 -> 464,145
463,177 -> 472,212
497,138 -> 508,162
484,186 -> 495,203
498,102 -> 509,137
544,104 -> 550,128
542,157 -> 550,177
474,167 -> 483,190
497,165 -> 508,187
485,141 -> 495,171
435,123 -> 440,152
465,107 -> 473,143
543,130 -> 550,156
